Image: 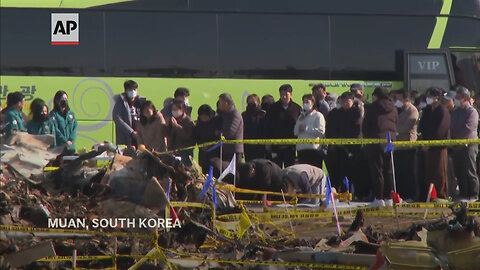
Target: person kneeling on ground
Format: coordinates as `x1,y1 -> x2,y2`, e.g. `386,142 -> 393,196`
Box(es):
282,164 -> 325,205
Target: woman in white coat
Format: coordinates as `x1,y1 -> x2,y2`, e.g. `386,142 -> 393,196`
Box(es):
294,94 -> 326,168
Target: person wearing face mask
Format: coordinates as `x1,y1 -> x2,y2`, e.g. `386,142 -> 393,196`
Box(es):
27,98 -> 56,147
50,90 -> 77,152
325,92 -> 365,194
450,87 -> 479,202
242,94 -> 266,161
392,89 -> 419,202
166,99 -> 194,166
193,104 -> 219,174
418,87 -> 451,200
264,84 -> 302,168
135,100 -> 167,152
362,87 -> 398,207
4,91 -> 27,139
113,80 -> 145,147
294,94 -> 325,169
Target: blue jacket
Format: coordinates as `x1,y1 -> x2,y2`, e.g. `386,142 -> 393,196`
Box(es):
50,109 -> 77,151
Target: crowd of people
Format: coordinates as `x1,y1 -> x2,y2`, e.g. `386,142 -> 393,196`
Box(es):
2,79 -> 480,206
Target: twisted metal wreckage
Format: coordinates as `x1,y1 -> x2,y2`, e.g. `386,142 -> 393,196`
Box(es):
1,132 -> 480,269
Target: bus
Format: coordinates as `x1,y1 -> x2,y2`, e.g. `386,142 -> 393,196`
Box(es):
1,0 -> 479,149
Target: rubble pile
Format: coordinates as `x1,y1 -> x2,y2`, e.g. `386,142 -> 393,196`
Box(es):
2,133 -> 480,269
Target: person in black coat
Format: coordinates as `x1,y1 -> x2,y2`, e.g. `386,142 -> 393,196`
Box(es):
264,84 -> 302,168
362,87 -> 398,206
325,92 -> 367,196
236,159 -> 285,200
418,87 -> 451,200
193,104 -> 219,174
242,94 -> 267,161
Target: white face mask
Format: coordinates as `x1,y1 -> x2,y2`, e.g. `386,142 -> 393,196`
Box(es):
184,98 -> 190,106
302,103 -> 312,111
126,89 -> 137,99
172,110 -> 183,118
426,97 -> 434,105
335,103 -> 341,109
454,98 -> 461,107
418,102 -> 427,110
394,100 -> 403,108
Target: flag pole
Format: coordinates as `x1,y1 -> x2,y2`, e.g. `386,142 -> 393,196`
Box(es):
387,132 -> 400,230
219,133 -> 223,176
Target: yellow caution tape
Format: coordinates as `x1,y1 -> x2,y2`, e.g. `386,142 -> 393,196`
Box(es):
217,184 -> 352,201
160,138 -> 480,155
0,225 -> 151,238
170,201 -> 213,209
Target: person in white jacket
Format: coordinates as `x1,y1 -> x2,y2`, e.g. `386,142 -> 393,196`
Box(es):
294,94 -> 326,169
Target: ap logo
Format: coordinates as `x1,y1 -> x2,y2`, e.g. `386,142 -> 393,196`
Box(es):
51,13 -> 79,45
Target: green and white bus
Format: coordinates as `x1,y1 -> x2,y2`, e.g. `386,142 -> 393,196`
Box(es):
1,0 -> 479,149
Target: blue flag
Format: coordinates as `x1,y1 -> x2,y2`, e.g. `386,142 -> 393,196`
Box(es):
343,177 -> 349,192
167,179 -> 172,202
200,166 -> 213,200
325,176 -> 332,208
384,132 -> 394,153
207,141 -> 222,153
212,181 -> 218,210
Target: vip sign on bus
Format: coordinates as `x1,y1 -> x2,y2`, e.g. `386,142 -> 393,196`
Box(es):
51,13 -> 79,45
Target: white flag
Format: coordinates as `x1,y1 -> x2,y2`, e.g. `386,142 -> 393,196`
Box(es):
217,153 -> 236,182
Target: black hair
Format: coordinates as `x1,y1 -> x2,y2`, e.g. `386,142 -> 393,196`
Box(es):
279,84 -> 293,93
123,80 -> 138,91
139,100 -> 157,125
426,87 -> 442,98
30,98 -> 48,122
302,94 -> 317,110
53,90 -> 70,113
340,91 -> 354,100
372,86 -> 389,100
312,84 -> 326,92
197,104 -> 215,120
174,87 -> 190,98
7,91 -> 24,108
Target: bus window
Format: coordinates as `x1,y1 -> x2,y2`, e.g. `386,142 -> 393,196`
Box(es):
451,51 -> 480,94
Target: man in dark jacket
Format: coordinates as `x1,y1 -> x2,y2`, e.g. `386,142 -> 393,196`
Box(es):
236,159 -> 284,200
418,87 -> 451,200
112,80 -> 145,147
217,93 -> 244,166
264,84 -> 302,168
450,87 -> 479,201
325,92 -> 366,196
362,87 -> 398,207
242,94 -> 266,161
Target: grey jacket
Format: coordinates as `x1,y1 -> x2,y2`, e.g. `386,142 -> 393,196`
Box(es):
451,104 -> 479,139
220,105 -> 244,159
112,94 -> 144,146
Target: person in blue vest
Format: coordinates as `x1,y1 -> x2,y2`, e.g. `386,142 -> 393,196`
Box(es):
50,90 -> 77,152
27,98 -> 56,147
4,91 -> 27,139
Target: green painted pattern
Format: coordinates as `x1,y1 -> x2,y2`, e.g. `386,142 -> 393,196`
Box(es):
0,75 -> 402,150
0,0 -> 131,8
427,0 -> 453,49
